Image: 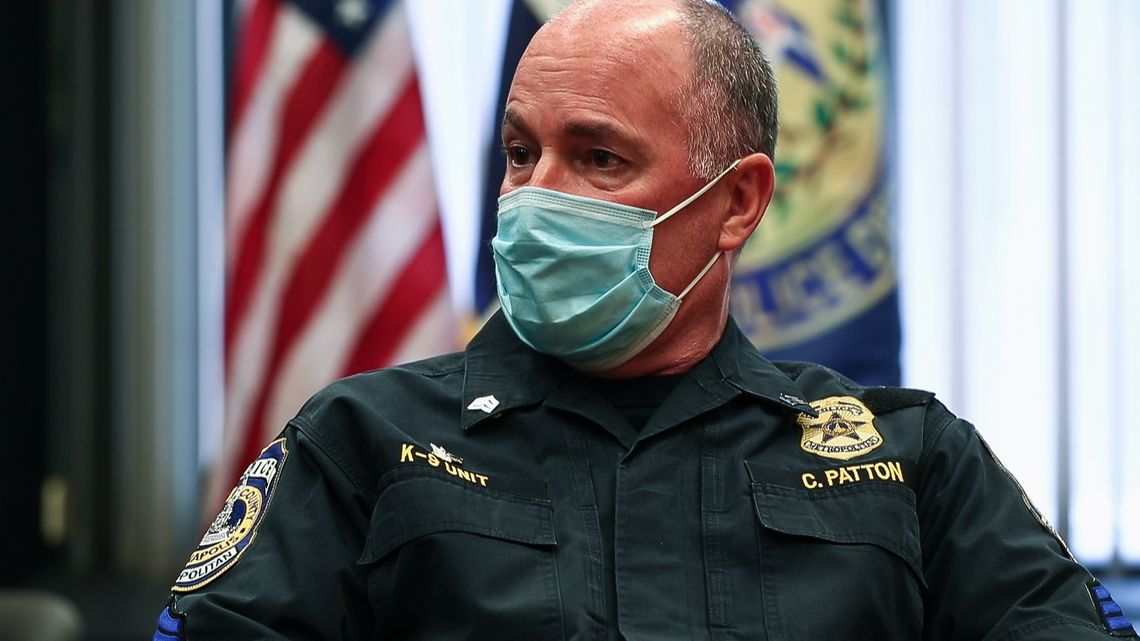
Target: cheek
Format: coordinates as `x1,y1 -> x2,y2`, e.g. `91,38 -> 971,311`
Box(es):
648,209 -> 722,293
501,162 -> 534,194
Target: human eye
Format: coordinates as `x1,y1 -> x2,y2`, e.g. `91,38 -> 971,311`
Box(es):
504,144 -> 534,168
588,148 -> 623,170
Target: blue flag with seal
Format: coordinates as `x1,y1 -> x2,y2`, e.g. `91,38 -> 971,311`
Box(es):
474,0 -> 900,385
723,0 -> 901,385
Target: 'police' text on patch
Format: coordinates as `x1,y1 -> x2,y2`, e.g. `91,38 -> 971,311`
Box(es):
797,396 -> 883,461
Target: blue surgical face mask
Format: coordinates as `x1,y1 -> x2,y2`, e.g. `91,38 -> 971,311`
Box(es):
492,160 -> 740,372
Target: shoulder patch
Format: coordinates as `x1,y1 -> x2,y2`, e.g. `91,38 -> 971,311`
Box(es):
797,395 -> 883,461
173,438 -> 288,592
1088,580 -> 1138,638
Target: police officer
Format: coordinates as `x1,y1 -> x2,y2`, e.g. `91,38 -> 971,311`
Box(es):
155,1 -> 1137,639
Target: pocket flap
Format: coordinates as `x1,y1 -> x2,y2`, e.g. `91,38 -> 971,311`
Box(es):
360,474 -> 556,564
745,460 -> 924,584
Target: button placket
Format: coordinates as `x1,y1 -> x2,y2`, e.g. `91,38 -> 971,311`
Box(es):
701,421 -> 732,636
564,426 -> 609,641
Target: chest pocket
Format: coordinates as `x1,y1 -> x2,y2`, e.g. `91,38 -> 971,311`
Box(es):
744,461 -> 924,641
361,467 -> 564,641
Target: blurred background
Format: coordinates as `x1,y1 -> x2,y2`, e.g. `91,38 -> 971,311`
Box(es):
2,0 -> 1137,638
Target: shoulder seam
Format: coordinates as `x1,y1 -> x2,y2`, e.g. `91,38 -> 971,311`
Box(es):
340,352 -> 465,382
917,407 -> 959,468
384,362 -> 464,379
421,362 -> 465,378
289,415 -> 369,496
379,359 -> 465,380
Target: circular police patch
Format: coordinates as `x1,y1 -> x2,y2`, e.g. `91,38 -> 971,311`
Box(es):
797,396 -> 883,461
173,438 -> 288,592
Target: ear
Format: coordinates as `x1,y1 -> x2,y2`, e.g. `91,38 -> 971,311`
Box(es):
718,152 -> 775,253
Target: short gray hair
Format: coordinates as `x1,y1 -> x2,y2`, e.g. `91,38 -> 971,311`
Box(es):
676,0 -> 778,179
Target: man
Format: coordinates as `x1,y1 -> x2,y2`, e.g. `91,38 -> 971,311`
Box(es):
156,1 -> 1137,639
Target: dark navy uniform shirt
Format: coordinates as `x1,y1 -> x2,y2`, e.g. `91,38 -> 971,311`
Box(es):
157,313 -> 1137,640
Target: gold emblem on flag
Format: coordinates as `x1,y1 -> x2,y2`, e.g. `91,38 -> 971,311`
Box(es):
797,396 -> 882,461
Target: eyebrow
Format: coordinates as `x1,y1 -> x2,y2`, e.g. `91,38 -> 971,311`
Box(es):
502,107 -> 641,149
564,120 -> 635,146
501,108 -> 530,139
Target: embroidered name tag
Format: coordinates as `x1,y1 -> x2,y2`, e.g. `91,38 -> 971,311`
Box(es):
800,460 -> 907,489
399,442 -> 491,487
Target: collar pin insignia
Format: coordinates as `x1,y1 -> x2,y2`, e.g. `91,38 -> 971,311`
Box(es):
467,395 -> 500,414
779,393 -> 807,406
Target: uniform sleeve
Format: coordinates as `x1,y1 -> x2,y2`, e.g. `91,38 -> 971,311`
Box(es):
153,422 -> 374,640
916,405 -> 1137,641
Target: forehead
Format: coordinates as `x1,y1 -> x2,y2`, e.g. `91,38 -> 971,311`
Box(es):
505,8 -> 691,136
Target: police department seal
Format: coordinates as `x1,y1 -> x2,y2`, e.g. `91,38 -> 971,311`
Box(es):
729,0 -> 896,351
797,396 -> 883,461
173,438 -> 288,592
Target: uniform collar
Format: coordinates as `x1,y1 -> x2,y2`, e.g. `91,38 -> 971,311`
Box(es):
460,312 -> 816,431
461,311 -> 569,430
702,316 -> 818,417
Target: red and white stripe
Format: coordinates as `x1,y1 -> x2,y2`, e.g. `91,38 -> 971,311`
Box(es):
209,0 -> 455,515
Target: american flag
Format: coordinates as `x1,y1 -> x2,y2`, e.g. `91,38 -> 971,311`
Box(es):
209,0 -> 455,513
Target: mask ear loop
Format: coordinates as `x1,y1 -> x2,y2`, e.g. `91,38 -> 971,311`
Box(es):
649,159 -> 738,300
677,251 -> 722,300
649,159 -> 742,228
